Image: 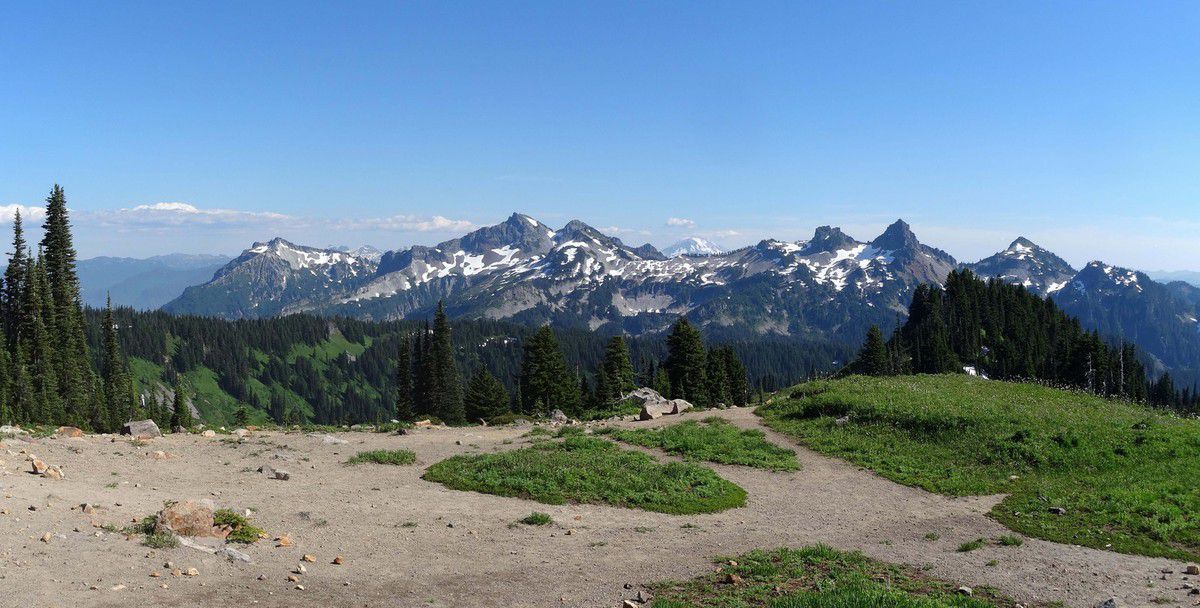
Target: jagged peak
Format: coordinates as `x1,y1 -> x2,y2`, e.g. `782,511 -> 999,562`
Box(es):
870,219 -> 919,251
801,225 -> 858,254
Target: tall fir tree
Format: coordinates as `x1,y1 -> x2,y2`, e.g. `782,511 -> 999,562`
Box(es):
2,210 -> 26,349
599,336 -> 635,402
519,325 -> 579,415
848,325 -> 890,376
40,185 -> 92,422
665,318 -> 708,405
427,302 -> 464,423
464,367 -> 510,422
170,377 -> 193,431
395,332 -> 414,420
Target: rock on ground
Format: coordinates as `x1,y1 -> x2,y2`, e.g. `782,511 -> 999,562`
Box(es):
155,499 -> 218,537
122,419 -> 162,439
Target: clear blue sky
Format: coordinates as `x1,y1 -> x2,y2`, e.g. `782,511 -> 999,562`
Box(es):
1,1 -> 1197,269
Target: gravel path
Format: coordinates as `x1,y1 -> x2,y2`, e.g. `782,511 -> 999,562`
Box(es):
0,408 -> 1192,608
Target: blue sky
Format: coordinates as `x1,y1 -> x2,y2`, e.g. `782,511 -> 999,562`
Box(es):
1,1 -> 1197,269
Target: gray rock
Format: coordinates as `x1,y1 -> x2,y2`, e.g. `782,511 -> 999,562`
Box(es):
258,464 -> 291,481
1095,598 -> 1120,608
218,546 -> 252,563
550,409 -> 569,424
1048,506 -> 1067,515
121,419 -> 162,439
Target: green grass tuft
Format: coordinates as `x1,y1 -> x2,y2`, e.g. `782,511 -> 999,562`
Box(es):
345,449 -> 417,466
423,436 -> 746,514
213,508 -> 264,544
759,374 -> 1200,561
997,535 -> 1024,547
518,512 -> 553,526
957,538 -> 986,552
606,417 -> 799,471
648,545 -> 1010,607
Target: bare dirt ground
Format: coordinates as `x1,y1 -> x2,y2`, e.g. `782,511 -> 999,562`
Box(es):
1,407 -> 1194,608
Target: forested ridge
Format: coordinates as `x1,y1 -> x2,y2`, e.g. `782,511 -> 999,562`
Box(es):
847,269 -> 1198,413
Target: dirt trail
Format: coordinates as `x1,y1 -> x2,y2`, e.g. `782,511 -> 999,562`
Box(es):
0,409 -> 1191,608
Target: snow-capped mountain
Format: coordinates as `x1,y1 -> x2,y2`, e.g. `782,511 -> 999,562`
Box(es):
163,238 -> 377,318
663,237 -> 724,257
161,214 -> 1200,386
164,215 -> 953,342
331,244 -> 384,262
966,237 -> 1076,296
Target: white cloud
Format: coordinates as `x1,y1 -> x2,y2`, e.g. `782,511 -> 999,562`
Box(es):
0,204 -> 47,223
343,215 -> 476,232
601,225 -> 652,237
105,202 -> 293,226
666,217 -> 696,228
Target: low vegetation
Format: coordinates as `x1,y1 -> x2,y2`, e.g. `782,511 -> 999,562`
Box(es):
213,508 -> 265,544
423,436 -> 746,514
759,374 -> 1200,560
603,417 -> 799,470
345,449 -> 418,466
648,545 -> 1011,607
518,512 -> 553,526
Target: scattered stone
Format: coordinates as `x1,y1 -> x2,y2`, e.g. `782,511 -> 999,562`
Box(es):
110,584 -> 126,591
41,532 -> 53,543
121,419 -> 162,439
218,546 -> 252,563
302,554 -> 316,563
55,426 -> 84,438
30,459 -> 48,475
1095,598 -> 1120,608
1048,506 -> 1067,515
725,573 -> 744,585
42,465 -> 65,480
150,571 -> 161,578
258,464 -> 291,481
294,584 -> 305,591
1187,565 -> 1200,575
550,409 -> 569,424
155,499 -> 217,537
332,555 -> 344,565
414,419 -> 433,428
201,430 -> 216,438
275,535 -> 293,547
295,563 -> 307,574
834,415 -> 850,426
150,450 -> 173,460
287,575 -> 300,583
956,586 -> 973,596
234,428 -> 250,438
186,567 -> 199,577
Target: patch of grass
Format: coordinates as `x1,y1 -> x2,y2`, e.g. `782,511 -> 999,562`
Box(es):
518,512 -> 553,526
957,538 -> 986,552
423,436 -> 746,514
997,535 -> 1024,547
648,545 -> 1012,608
143,532 -> 179,549
759,374 -> 1200,561
345,449 -> 417,466
606,417 -> 799,471
924,532 -> 941,541
213,508 -> 264,544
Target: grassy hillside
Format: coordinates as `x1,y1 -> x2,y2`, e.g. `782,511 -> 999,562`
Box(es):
759,374 -> 1200,560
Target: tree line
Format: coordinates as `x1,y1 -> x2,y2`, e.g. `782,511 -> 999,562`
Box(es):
846,269 -> 1198,412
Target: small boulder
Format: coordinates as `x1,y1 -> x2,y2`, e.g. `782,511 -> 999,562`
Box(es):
550,409 -> 569,424
233,428 -> 250,438
667,399 -> 692,415
201,430 -> 216,438
414,419 -> 433,428
1188,564 -> 1200,575
956,586 -> 973,596
121,420 -> 162,439
42,465 -> 65,480
30,458 -> 48,475
1048,506 -> 1067,515
638,402 -> 671,421
55,426 -> 84,438
1095,598 -> 1120,608
258,464 -> 290,480
155,499 -> 217,537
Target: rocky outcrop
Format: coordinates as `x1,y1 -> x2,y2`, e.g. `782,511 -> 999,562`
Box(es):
122,419 -> 162,439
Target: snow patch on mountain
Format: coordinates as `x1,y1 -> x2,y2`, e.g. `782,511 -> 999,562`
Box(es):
663,237 -> 725,257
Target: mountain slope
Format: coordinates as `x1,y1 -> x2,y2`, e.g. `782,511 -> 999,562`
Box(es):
663,237 -> 724,257
79,254 -> 230,309
965,237 -> 1075,296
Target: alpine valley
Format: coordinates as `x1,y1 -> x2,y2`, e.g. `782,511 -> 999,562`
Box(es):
158,213 -> 1200,386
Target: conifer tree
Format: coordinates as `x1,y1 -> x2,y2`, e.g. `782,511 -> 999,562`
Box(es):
2,210 -> 26,348
395,332 -> 414,420
40,185 -> 92,421
427,302 -> 464,424
849,325 -> 890,376
665,318 -> 708,405
705,348 -> 731,405
600,336 -> 635,401
464,367 -> 509,422
170,377 -> 193,431
719,347 -> 750,406
519,325 -> 579,415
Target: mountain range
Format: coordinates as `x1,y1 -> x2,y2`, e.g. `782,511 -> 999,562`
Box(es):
78,254 -> 231,310
144,214 -> 1199,385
